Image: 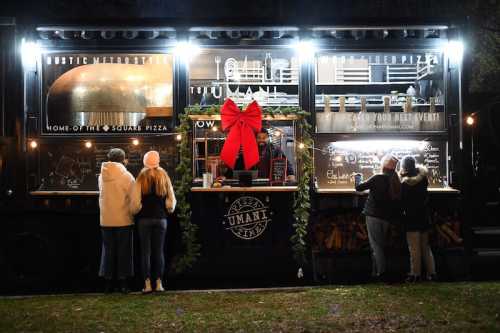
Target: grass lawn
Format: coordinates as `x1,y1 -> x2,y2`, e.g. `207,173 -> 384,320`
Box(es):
1,282 -> 499,332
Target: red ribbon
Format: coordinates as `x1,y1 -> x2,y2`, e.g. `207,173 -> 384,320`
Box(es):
220,99 -> 262,170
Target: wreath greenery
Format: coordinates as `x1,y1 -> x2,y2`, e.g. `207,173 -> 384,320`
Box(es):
173,104 -> 312,272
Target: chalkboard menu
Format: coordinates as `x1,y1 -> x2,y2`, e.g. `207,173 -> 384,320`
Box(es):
270,157 -> 287,185
36,139 -> 177,191
314,138 -> 446,189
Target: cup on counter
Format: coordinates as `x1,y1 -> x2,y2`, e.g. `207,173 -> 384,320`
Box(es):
354,173 -> 363,187
203,172 -> 213,188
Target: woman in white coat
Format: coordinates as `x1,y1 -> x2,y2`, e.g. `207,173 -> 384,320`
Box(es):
98,148 -> 135,293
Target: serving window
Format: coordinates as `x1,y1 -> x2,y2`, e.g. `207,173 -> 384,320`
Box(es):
41,53 -> 174,134
188,49 -> 299,107
190,116 -> 297,184
315,51 -> 445,133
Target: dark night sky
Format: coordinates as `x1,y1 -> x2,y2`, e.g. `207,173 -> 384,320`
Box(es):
2,0 -> 467,26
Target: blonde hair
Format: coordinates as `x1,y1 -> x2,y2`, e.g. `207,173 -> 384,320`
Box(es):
136,167 -> 170,197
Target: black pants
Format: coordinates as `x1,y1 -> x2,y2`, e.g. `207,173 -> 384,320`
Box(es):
137,218 -> 167,280
99,226 -> 134,279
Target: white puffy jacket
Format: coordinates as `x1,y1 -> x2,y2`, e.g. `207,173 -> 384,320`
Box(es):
98,162 -> 135,227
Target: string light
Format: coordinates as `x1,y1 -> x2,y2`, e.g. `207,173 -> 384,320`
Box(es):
298,142 -> 305,149
21,39 -> 40,69
466,115 -> 474,126
175,133 -> 182,141
84,141 -> 92,148
29,140 -> 38,149
132,138 -> 140,146
293,40 -> 317,61
211,126 -> 218,132
173,41 -> 201,62
444,40 -> 465,63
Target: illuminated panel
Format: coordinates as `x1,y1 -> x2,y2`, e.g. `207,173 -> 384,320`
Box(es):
315,139 -> 446,189
42,53 -> 173,134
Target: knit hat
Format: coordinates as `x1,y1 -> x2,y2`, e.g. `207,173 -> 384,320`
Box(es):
401,155 -> 417,175
107,148 -> 126,163
381,154 -> 398,170
143,150 -> 160,169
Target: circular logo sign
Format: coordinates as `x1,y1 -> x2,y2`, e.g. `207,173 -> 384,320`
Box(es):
223,196 -> 271,240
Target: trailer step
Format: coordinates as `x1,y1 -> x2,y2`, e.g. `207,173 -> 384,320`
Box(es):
474,248 -> 500,256
472,227 -> 500,235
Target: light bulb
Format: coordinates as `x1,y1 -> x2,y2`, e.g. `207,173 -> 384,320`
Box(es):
293,40 -> 317,62
466,116 -> 474,126
173,41 -> 201,62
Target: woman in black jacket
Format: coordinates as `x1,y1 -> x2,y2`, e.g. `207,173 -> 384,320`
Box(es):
355,155 -> 401,280
400,156 -> 436,282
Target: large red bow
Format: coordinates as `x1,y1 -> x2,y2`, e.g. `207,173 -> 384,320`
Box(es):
220,99 -> 262,170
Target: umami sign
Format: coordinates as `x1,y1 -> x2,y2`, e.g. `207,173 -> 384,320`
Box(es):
223,196 -> 271,240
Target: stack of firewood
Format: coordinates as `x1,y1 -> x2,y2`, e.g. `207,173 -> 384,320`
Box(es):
312,214 -> 369,253
432,212 -> 463,248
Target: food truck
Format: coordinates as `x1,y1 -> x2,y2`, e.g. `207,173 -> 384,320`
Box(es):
0,20 -> 465,291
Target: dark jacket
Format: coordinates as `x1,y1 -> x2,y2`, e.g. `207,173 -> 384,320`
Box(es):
355,172 -> 401,222
401,166 -> 430,231
136,190 -> 168,220
233,143 -> 294,177
130,174 -> 177,220
257,143 -> 294,178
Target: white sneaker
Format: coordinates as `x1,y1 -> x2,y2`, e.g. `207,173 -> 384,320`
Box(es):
142,278 -> 152,294
155,278 -> 165,292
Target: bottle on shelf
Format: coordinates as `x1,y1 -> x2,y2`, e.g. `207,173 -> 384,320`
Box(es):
339,96 -> 346,113
430,97 -> 436,113
264,53 -> 273,82
324,95 -> 331,113
405,96 -> 412,113
383,96 -> 390,113
360,96 -> 367,113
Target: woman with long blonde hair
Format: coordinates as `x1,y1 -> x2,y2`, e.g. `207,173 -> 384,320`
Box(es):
130,150 -> 176,293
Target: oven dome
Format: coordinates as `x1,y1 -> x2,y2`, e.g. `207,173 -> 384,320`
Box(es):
46,63 -> 173,126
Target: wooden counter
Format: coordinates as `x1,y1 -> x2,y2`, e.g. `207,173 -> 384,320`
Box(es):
30,191 -> 99,196
29,186 -> 300,196
30,186 -> 458,195
191,186 -> 298,193
315,187 -> 460,194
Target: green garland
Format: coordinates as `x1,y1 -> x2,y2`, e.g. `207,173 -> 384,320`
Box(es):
291,115 -> 313,266
172,112 -> 201,273
174,104 -> 313,272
